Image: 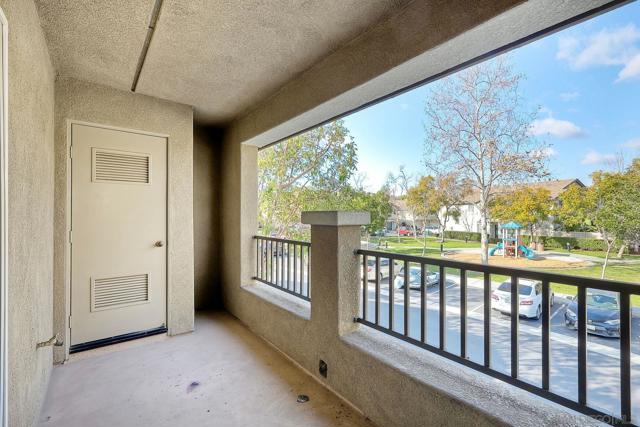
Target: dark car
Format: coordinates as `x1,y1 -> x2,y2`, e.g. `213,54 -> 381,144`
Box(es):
564,290 -> 620,338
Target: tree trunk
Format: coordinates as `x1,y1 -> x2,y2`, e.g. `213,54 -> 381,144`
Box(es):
412,216 -> 417,239
480,203 -> 489,265
601,240 -> 613,279
422,220 -> 427,256
617,243 -> 626,259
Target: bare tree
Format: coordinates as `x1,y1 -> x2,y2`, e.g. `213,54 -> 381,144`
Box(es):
424,57 -> 549,264
386,166 -> 416,239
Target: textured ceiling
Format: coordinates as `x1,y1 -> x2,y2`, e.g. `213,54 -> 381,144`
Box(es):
35,0 -> 154,91
35,0 -> 411,124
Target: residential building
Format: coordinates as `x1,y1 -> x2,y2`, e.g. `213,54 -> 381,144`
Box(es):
444,178 -> 586,238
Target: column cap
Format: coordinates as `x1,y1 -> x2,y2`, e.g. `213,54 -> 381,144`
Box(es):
301,211 -> 370,226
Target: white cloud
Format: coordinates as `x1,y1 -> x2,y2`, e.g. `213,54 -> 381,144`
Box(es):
529,117 -> 584,139
617,52 -> 640,81
559,91 -> 579,101
531,147 -> 557,159
622,137 -> 640,149
557,24 -> 640,83
581,149 -> 616,165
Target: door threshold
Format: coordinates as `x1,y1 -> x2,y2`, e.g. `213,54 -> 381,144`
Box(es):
69,326 -> 168,354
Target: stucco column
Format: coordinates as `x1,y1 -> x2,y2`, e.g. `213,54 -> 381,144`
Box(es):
302,211 -> 370,337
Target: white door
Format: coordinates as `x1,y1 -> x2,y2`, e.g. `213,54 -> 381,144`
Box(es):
71,123 -> 167,347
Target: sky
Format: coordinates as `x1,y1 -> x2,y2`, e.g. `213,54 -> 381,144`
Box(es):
342,1 -> 640,191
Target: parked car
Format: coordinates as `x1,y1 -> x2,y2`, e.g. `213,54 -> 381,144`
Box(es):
564,290 -> 620,338
366,258 -> 390,282
398,228 -> 412,236
393,265 -> 440,290
492,279 -> 554,320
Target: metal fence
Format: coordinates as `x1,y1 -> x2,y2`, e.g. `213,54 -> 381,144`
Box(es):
253,236 -> 311,301
357,248 -> 639,426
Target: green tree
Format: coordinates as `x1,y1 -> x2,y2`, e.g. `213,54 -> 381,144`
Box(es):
405,176 -> 435,255
558,165 -> 640,278
258,120 -> 357,239
423,57 -> 549,264
490,187 -> 552,245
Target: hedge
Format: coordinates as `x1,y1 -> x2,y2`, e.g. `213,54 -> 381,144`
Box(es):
443,231 -> 618,252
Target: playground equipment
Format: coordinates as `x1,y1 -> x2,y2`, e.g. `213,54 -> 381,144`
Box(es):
489,221 -> 535,259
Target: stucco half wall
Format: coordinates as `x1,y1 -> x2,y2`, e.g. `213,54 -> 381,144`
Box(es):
53,77 -> 195,363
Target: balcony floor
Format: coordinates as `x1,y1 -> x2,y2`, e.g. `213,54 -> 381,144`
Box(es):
39,311 -> 373,427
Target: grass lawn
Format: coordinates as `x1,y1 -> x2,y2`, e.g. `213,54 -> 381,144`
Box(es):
370,236 -> 480,255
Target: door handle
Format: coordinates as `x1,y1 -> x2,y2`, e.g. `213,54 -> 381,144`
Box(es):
154,240 -> 164,247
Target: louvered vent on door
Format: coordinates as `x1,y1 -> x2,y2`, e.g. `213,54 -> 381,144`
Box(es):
91,273 -> 149,311
92,148 -> 151,184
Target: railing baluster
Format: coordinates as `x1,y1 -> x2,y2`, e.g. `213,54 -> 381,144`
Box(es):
439,265 -> 446,351
293,244 -> 297,294
620,292 -> 631,423
352,248 -> 639,423
460,269 -> 467,359
420,263 -> 426,343
389,259 -> 394,331
577,286 -> 587,406
484,273 -> 491,369
251,237 -> 310,302
307,245 -> 311,298
375,256 -> 380,325
404,260 -> 409,336
275,242 -> 282,287
511,275 -> 518,379
286,243 -> 290,290
269,240 -> 273,283
542,279 -> 550,391
362,254 -> 368,321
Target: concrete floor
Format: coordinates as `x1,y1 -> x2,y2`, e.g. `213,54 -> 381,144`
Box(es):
39,312 -> 374,427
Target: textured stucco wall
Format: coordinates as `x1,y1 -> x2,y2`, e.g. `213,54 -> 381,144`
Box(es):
193,126 -> 221,309
53,77 -> 194,362
0,1 -> 56,426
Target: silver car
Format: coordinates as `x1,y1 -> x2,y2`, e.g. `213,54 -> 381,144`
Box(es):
393,265 -> 439,290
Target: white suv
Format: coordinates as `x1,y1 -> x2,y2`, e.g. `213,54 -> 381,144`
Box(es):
492,279 -> 554,320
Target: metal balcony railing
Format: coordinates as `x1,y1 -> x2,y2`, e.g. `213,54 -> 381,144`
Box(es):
253,235 -> 311,301
356,248 -> 639,426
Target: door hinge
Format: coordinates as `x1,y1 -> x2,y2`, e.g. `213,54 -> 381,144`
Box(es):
69,145 -> 72,159
68,315 -> 72,326
68,230 -> 72,244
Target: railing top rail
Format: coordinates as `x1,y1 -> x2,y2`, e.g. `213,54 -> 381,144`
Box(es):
357,248 -> 640,294
254,235 -> 311,246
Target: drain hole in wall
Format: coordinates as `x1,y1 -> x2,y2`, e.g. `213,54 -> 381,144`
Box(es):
319,359 -> 328,378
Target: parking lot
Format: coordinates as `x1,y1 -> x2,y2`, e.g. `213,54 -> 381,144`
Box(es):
361,275 -> 640,420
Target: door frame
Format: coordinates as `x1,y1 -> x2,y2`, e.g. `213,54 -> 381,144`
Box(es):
67,120 -> 169,353
0,7 -> 7,427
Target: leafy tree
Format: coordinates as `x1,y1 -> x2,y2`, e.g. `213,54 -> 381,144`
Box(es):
558,165 -> 640,278
258,120 -> 357,238
556,185 -> 594,232
490,187 -> 552,245
405,176 -> 435,255
423,57 -> 549,264
406,173 -> 470,252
